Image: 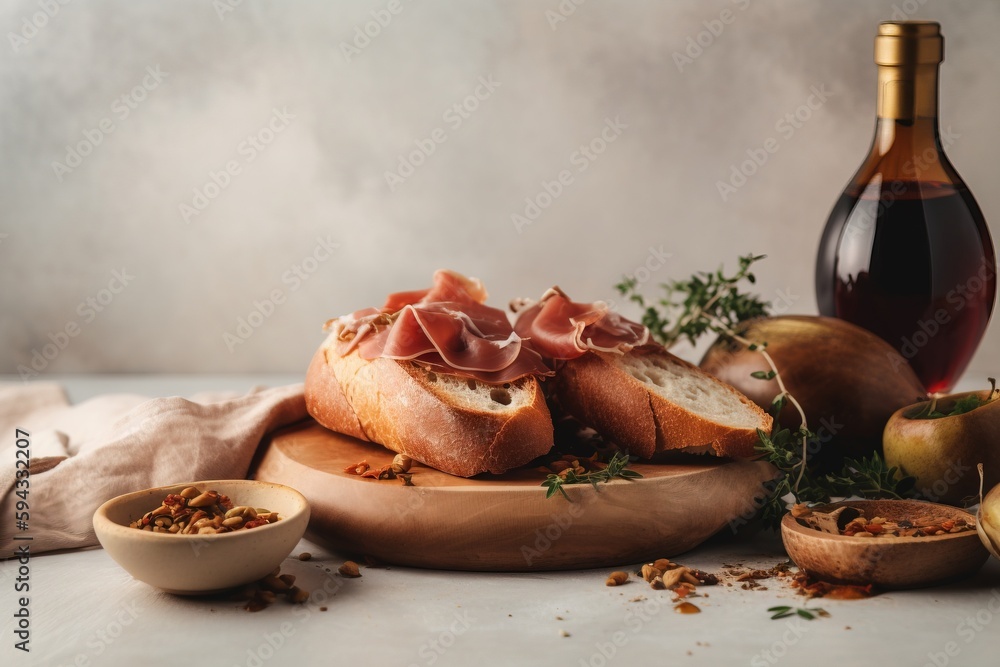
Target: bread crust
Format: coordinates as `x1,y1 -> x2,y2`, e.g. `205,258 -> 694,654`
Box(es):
305,347 -> 367,441
554,348 -> 771,459
304,337 -> 554,477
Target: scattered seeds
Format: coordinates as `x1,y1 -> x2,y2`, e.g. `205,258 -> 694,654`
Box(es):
239,566 -> 314,611
288,587 -> 310,604
391,454 -> 413,474
128,486 -> 280,535
606,571 -> 629,586
338,561 -> 362,578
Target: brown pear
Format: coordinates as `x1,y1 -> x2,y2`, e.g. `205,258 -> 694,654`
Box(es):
883,391 -> 1000,506
700,315 -> 927,471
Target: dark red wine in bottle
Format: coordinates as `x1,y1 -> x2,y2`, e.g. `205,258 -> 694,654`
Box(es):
815,22 -> 995,393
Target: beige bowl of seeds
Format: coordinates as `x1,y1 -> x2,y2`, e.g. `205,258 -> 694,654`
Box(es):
94,479 -> 309,594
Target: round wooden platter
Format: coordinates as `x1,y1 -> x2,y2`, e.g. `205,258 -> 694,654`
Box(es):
251,420 -> 778,572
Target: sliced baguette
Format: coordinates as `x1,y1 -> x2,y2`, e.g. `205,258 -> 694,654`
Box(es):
553,347 -> 772,459
304,335 -> 554,477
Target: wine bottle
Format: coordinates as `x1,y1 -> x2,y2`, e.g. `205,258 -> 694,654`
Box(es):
815,21 -> 995,393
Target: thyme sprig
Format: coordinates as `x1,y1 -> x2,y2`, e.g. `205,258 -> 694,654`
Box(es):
617,254 -> 813,496
755,429 -> 914,528
617,253 -> 770,349
541,451 -> 642,500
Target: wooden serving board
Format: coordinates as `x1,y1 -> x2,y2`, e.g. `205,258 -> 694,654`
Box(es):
251,420 -> 778,571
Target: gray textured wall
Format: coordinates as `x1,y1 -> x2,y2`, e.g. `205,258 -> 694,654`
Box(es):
2,0 -> 999,379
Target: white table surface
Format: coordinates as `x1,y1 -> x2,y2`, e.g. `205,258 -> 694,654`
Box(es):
3,375 -> 999,667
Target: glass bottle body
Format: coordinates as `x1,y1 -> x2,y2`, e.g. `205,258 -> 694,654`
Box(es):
816,153 -> 994,393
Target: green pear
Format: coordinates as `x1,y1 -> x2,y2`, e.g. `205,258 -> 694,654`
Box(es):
883,390 -> 1000,506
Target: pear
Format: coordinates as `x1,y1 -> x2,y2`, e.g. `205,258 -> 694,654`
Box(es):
700,315 -> 927,471
977,464 -> 1000,559
883,390 -> 1000,506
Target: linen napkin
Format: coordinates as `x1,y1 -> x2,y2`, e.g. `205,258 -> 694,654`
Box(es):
0,382 -> 307,554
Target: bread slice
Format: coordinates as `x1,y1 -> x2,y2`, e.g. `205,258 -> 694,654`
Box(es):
553,347 -> 772,459
304,336 -> 554,477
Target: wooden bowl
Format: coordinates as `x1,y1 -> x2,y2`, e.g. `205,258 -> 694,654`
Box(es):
781,499 -> 989,589
93,480 -> 309,594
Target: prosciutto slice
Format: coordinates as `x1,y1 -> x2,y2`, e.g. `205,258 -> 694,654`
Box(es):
381,269 -> 488,311
512,287 -> 649,360
326,270 -> 552,382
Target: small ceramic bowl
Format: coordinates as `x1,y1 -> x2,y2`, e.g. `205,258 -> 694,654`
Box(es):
94,479 -> 309,594
781,499 -> 989,589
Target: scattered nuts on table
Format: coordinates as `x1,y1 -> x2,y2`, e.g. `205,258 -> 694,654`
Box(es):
235,566 -> 313,612
338,561 -> 362,578
605,571 -> 629,586
627,558 -> 719,599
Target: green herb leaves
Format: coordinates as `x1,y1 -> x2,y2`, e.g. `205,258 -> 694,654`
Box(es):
541,451 -> 643,500
912,378 -> 998,419
768,605 -> 828,620
616,253 -> 770,348
754,428 -> 915,529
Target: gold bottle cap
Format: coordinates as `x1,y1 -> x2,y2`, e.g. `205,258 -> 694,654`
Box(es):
875,21 -> 943,66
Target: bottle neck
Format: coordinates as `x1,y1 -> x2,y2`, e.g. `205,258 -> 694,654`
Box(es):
872,63 -> 941,156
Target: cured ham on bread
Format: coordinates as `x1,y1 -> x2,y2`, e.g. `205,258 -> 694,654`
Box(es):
306,270 -> 554,477
511,287 -> 649,358
305,270 -> 773,479
512,287 -> 772,459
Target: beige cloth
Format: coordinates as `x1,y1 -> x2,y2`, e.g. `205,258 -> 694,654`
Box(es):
0,382 -> 307,554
